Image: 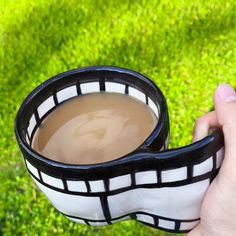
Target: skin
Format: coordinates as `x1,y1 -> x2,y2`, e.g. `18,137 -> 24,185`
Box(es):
187,84 -> 236,236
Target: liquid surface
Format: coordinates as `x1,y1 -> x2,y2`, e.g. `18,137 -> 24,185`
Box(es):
32,93 -> 158,164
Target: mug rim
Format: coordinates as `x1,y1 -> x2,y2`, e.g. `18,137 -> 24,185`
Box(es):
15,65 -> 168,169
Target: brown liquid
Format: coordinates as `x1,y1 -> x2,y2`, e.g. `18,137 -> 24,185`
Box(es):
32,93 -> 158,164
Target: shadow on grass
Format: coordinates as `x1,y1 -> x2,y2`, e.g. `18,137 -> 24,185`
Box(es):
91,3 -> 236,73
1,1 -> 236,91
1,1 -> 91,85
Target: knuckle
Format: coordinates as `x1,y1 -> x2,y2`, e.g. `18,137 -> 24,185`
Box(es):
194,116 -> 206,128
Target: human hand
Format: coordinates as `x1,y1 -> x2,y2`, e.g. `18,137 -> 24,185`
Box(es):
187,84 -> 236,236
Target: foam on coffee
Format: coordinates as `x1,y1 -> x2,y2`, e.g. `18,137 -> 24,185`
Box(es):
32,92 -> 158,164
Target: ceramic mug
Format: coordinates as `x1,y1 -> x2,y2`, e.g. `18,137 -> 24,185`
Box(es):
15,66 -> 224,234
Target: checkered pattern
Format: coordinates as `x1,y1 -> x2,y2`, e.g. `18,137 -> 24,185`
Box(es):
25,147 -> 223,233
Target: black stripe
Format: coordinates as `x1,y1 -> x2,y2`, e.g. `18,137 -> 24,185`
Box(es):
157,170 -> 162,183
28,110 -> 41,146
131,172 -> 136,187
62,179 -> 68,191
29,169 -> 215,196
125,84 -> 129,94
61,210 -> 199,224
212,153 -> 217,170
104,179 -> 109,192
29,135 -> 33,146
84,219 -> 90,226
145,94 -> 149,105
85,180 -> 91,193
130,213 -> 137,220
153,216 -> 159,226
142,221 -> 191,234
99,77 -> 105,91
175,220 -> 181,231
29,127 -> 39,146
76,82 -> 81,95
52,90 -> 58,105
34,109 -> 40,125
38,170 -> 43,181
100,196 -> 112,224
187,165 -> 193,180
61,208 -> 199,233
210,170 -> 219,184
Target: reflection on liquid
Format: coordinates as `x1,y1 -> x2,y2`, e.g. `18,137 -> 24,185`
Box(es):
32,93 -> 158,164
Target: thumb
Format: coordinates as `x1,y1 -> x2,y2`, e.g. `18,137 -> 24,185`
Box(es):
214,84 -> 236,179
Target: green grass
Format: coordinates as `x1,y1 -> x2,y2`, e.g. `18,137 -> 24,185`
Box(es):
1,0 -> 236,235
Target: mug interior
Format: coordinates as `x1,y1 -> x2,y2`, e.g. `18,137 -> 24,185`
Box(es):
15,66 -> 169,165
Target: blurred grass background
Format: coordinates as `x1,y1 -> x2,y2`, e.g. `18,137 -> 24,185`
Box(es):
1,0 -> 236,235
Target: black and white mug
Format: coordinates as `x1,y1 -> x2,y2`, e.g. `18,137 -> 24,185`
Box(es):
15,66 -> 224,234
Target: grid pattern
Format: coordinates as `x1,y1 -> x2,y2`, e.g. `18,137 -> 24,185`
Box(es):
31,173 -> 205,233
24,146 -> 223,233
25,148 -> 223,195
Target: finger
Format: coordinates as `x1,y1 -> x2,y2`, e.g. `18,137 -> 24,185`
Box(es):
214,84 -> 236,179
186,223 -> 201,236
192,111 -> 220,142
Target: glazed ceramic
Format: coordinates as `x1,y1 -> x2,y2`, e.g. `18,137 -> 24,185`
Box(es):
15,66 -> 224,234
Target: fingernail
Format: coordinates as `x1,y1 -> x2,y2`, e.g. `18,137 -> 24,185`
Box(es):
216,84 -> 236,103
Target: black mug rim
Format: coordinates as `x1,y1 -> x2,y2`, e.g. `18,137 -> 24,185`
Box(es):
15,66 -> 168,167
